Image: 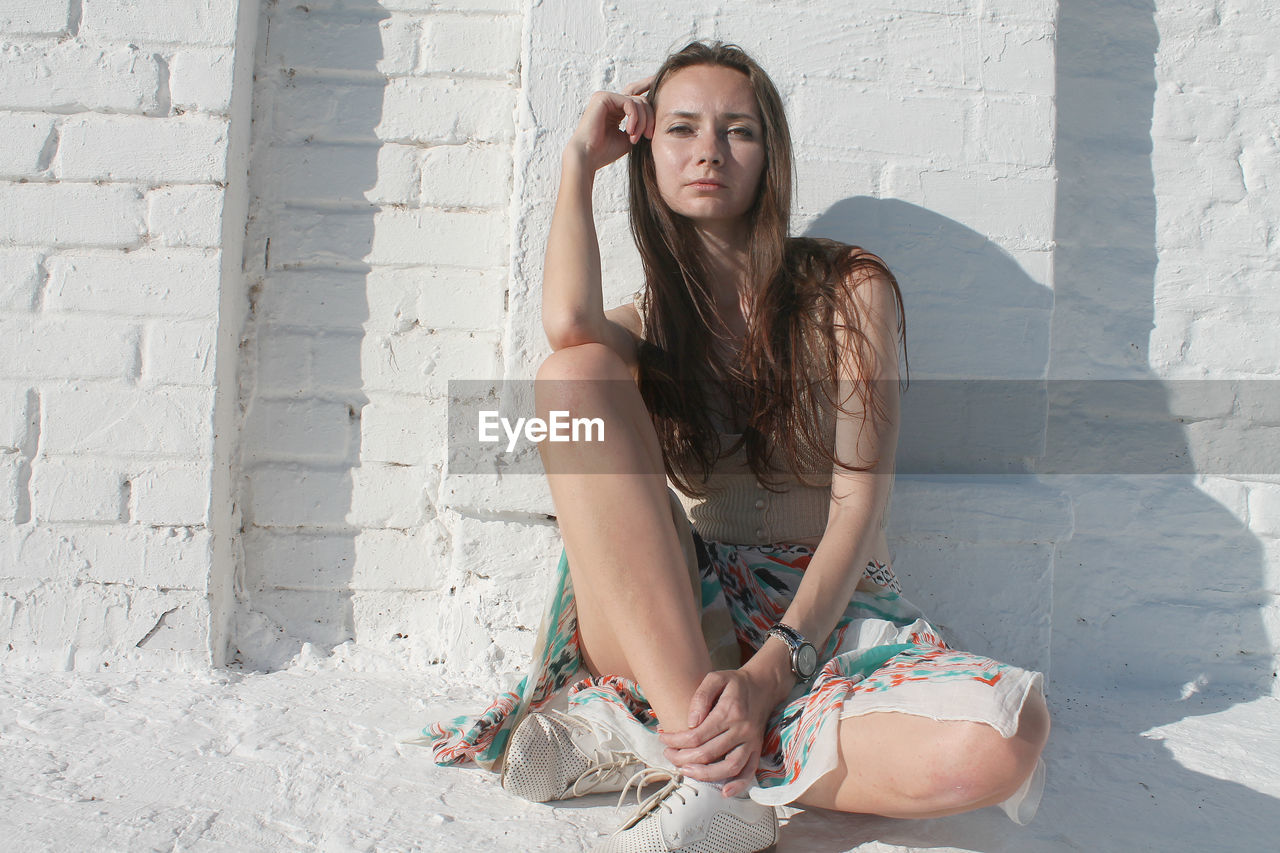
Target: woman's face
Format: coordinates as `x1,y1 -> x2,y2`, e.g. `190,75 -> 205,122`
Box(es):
649,64 -> 767,230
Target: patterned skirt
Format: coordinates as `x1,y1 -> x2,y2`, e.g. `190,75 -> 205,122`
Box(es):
416,490 -> 1045,824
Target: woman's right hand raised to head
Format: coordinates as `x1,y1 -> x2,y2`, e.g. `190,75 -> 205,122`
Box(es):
563,76 -> 656,173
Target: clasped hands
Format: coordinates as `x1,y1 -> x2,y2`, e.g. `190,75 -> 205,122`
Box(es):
658,666 -> 784,799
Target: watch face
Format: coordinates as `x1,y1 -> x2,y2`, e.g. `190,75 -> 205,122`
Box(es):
797,644 -> 819,679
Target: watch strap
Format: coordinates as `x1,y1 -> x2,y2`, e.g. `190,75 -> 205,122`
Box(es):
768,622 -> 804,647
768,623 -> 817,680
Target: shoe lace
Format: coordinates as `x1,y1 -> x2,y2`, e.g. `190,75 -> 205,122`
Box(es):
543,709 -> 644,797
614,767 -> 693,830
569,754 -> 646,797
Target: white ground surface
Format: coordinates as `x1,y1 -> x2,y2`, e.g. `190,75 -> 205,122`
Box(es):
3,649 -> 1279,852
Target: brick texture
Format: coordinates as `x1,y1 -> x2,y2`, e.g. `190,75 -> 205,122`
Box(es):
2,0 -> 1276,695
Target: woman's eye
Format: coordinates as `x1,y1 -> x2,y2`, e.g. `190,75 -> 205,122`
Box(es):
729,127 -> 754,137
667,125 -> 692,134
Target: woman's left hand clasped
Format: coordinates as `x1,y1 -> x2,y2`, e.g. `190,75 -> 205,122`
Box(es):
659,668 -> 778,798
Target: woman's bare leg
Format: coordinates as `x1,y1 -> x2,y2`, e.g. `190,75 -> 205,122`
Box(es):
795,689 -> 1050,817
535,342 -> 1049,817
535,342 -> 712,731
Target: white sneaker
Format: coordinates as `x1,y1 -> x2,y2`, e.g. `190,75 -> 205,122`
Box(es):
596,768 -> 778,853
501,710 -> 647,802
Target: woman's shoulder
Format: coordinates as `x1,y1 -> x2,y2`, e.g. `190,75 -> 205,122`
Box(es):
605,299 -> 643,339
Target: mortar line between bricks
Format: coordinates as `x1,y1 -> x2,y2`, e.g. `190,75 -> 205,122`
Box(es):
13,388 -> 40,525
120,477 -> 133,523
134,607 -> 178,649
446,507 -> 559,525
32,255 -> 49,312
35,123 -> 59,173
7,35 -> 238,52
67,0 -> 83,37
264,585 -> 439,594
151,55 -> 172,119
269,199 -> 508,214
277,67 -> 516,85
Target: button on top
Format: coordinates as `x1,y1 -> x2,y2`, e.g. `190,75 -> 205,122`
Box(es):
754,498 -> 765,510
755,528 -> 765,539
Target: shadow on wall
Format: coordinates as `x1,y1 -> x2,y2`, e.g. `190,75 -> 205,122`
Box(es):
232,2 -> 382,667
792,2 -> 1278,850
1038,0 -> 1277,848
806,196 -> 1061,680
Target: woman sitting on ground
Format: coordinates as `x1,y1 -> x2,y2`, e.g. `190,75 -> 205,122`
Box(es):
422,39 -> 1049,853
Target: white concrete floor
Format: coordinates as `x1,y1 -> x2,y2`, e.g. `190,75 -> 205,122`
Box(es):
2,658 -> 1278,852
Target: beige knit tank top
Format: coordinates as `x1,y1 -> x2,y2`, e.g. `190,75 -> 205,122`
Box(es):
678,434 -> 836,546
633,294 -> 842,546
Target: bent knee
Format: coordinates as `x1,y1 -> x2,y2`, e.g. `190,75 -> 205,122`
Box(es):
907,717 -> 1046,810
535,342 -> 636,413
536,341 -> 631,384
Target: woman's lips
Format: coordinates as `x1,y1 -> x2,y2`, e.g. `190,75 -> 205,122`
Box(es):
688,180 -> 725,189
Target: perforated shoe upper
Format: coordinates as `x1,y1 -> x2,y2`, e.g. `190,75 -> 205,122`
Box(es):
501,710 -> 646,803
597,771 -> 778,853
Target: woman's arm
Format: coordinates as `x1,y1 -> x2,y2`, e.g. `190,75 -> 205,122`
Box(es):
661,259 -> 902,796
743,259 -> 902,704
542,78 -> 655,357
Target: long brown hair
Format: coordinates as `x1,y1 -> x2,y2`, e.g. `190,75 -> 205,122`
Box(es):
628,40 -> 908,497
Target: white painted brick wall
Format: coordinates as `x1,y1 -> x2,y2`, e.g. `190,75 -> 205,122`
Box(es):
56,115 -> 230,183
222,0 -> 1280,691
45,250 -> 222,316
1154,1 -> 1280,697
146,186 -> 227,248
81,0 -> 238,46
29,460 -> 128,523
0,385 -> 35,452
1047,0 -> 1280,700
0,1 -> 73,36
232,0 -> 521,668
2,0 -> 1276,702
0,40 -> 165,113
0,315 -> 138,381
170,47 -> 239,113
421,14 -> 521,75
0,112 -> 55,176
131,463 -> 213,528
0,183 -> 146,246
41,386 -> 215,457
0,249 -> 40,311
142,320 -> 219,387
0,0 -> 257,671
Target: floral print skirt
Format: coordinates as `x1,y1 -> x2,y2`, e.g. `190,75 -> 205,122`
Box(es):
416,490 -> 1045,824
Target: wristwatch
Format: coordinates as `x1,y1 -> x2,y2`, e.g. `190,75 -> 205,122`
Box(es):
767,623 -> 818,681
